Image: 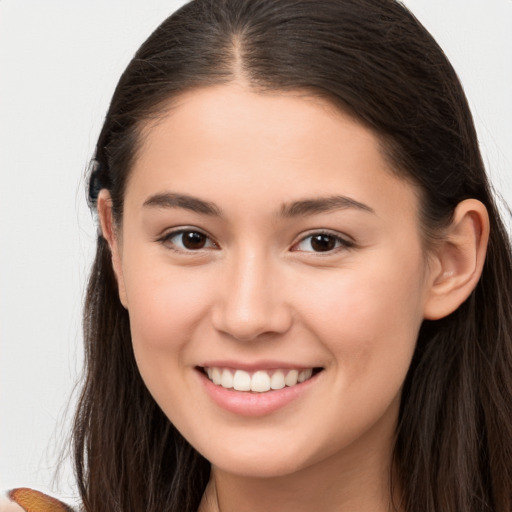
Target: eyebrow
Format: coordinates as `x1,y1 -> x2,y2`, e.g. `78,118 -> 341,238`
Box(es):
142,192 -> 374,217
143,193 -> 223,216
279,195 -> 375,217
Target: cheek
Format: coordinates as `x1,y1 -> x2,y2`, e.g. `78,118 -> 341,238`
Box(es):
297,251 -> 425,382
121,260 -> 216,402
122,265 -> 217,423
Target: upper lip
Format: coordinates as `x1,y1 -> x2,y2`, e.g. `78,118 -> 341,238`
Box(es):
198,360 -> 321,371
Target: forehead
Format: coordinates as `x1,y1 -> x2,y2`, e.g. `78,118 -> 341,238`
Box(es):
126,84 -> 419,220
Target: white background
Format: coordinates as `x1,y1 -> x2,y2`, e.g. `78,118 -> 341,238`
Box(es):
1,0 -> 511,504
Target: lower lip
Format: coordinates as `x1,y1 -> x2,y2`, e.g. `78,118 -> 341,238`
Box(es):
197,369 -> 321,416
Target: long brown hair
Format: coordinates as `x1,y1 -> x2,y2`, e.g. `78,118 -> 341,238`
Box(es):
75,1 -> 512,510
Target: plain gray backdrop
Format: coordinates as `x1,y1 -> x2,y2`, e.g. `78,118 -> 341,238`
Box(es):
1,0 -> 511,504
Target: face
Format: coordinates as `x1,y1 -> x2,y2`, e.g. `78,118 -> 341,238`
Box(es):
106,84 -> 435,479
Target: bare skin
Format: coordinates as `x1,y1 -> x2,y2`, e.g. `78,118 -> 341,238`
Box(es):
0,496 -> 23,512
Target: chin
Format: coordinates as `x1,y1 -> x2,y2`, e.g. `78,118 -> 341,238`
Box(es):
212,455 -> 310,479
194,433 -> 325,479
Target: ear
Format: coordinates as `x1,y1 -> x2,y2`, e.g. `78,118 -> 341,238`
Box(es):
97,189 -> 128,309
423,199 -> 489,320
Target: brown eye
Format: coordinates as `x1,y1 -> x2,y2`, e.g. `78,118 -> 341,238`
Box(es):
162,229 -> 216,251
293,232 -> 353,253
182,231 -> 207,249
310,234 -> 336,252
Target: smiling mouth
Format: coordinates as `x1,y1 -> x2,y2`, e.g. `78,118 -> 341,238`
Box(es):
200,367 -> 323,393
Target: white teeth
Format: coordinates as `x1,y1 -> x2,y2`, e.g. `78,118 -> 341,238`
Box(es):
233,370 -> 251,391
221,369 -> 233,389
212,367 -> 222,385
298,368 -> 312,383
251,371 -> 271,392
205,367 -> 315,392
284,369 -> 299,387
270,371 -> 285,390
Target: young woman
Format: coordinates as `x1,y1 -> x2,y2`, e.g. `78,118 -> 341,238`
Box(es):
6,0 -> 512,511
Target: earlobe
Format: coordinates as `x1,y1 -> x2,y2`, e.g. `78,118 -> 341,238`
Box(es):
97,190 -> 128,309
423,199 -> 489,320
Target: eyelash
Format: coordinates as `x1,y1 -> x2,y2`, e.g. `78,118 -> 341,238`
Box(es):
158,228 -> 217,253
291,230 -> 354,253
157,228 -> 354,254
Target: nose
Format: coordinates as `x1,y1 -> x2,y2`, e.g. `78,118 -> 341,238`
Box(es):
211,250 -> 293,342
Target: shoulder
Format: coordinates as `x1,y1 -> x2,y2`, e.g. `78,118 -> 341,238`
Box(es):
0,494 -> 23,512
0,489 -> 73,512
